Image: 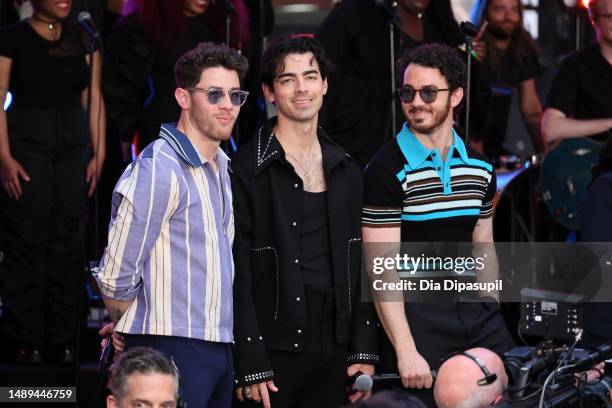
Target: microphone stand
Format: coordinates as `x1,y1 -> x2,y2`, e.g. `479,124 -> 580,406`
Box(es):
459,21 -> 477,146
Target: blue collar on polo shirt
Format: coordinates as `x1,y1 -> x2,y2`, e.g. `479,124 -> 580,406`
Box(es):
396,122 -> 469,195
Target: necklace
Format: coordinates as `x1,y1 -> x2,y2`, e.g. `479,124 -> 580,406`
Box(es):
31,14 -> 58,31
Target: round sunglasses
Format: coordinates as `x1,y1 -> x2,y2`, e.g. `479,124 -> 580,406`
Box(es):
187,87 -> 250,107
397,86 -> 450,104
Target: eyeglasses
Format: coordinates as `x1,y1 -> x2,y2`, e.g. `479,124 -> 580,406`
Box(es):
186,87 -> 249,107
595,13 -> 612,23
397,86 -> 450,104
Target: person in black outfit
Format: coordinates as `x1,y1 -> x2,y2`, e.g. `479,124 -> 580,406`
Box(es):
473,0 -> 545,157
0,0 -> 105,364
316,0 -> 491,168
232,35 -> 379,408
581,138 -> 612,348
541,0 -> 612,144
103,0 -> 219,160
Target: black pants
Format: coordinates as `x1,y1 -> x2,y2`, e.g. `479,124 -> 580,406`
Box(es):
378,302 -> 515,407
0,104 -> 86,347
238,288 -> 348,408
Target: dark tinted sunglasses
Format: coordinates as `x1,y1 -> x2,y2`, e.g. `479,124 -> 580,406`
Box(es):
187,87 -> 249,107
397,86 -> 450,104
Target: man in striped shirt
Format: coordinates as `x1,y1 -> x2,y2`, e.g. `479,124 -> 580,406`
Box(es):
362,44 -> 513,406
95,43 -> 249,408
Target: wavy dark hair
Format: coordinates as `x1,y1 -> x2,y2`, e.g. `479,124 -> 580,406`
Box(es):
260,34 -> 334,89
174,42 -> 248,88
396,43 -> 466,90
478,0 -> 538,78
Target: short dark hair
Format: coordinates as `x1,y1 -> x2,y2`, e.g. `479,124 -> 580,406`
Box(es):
260,34 -> 334,88
108,347 -> 178,402
397,43 -> 466,90
175,42 -> 249,89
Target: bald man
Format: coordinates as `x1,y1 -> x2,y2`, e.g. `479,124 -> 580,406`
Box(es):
434,348 -> 508,408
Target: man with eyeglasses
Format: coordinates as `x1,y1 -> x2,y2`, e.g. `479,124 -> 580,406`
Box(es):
95,42 -> 248,408
231,35 -> 379,408
362,43 -> 514,407
434,347 -> 508,408
542,0 -> 612,144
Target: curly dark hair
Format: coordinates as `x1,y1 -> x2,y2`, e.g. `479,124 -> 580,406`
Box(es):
260,34 -> 334,89
396,43 -> 466,90
175,42 -> 249,89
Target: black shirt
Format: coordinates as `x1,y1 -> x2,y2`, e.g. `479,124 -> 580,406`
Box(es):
581,171 -> 612,341
0,21 -> 93,109
482,45 -> 540,157
362,125 -> 497,242
545,44 -> 612,141
300,191 -> 333,291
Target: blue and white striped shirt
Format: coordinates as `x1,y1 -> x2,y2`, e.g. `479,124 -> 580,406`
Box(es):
96,123 -> 235,343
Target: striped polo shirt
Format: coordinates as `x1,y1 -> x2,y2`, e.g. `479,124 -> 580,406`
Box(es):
96,123 -> 235,343
363,123 -> 496,242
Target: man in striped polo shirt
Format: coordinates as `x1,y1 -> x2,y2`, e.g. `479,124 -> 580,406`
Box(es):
95,43 -> 249,408
362,43 -> 514,406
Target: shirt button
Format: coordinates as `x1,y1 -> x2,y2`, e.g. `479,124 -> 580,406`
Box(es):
292,221 -> 297,227
436,167 -> 441,171
247,337 -> 251,342
293,183 -> 299,189
296,297 -> 301,302
297,329 -> 302,334
294,259 -> 299,264
293,343 -> 299,348
432,152 -> 437,157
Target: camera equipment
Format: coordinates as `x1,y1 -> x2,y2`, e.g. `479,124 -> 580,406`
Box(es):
520,288 -> 584,342
497,342 -> 612,407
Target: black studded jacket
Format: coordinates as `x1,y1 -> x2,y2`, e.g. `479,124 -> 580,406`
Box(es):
231,120 -> 380,387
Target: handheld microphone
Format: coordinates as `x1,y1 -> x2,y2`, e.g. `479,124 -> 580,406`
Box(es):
350,371 -> 438,392
98,334 -> 114,372
78,12 -> 100,40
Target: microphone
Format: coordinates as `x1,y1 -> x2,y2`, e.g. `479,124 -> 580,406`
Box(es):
78,11 -> 100,40
212,0 -> 237,15
459,21 -> 479,38
350,371 -> 438,392
98,334 -> 115,372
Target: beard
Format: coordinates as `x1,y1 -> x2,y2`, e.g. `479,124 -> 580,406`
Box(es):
408,97 -> 451,135
190,107 -> 234,142
487,23 -> 519,40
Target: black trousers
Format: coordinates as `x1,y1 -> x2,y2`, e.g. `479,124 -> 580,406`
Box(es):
237,288 -> 348,408
378,302 -> 515,407
0,104 -> 86,347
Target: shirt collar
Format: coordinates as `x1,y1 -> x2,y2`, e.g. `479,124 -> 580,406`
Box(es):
253,118 -> 350,175
396,122 -> 469,169
159,123 -> 230,169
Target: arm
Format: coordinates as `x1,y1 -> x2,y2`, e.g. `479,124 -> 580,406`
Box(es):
95,157 -> 178,328
541,107 -> 612,143
0,55 -> 30,200
518,78 -> 545,154
82,49 -> 106,196
363,226 -> 433,389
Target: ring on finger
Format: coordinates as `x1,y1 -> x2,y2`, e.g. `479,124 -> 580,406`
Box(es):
243,387 -> 252,399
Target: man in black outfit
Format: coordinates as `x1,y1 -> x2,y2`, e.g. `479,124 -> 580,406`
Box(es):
231,35 -> 379,408
541,0 -> 612,144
